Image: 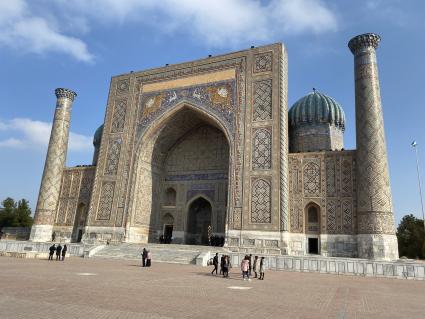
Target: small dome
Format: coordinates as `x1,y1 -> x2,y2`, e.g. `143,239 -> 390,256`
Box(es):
93,124 -> 103,147
289,90 -> 345,130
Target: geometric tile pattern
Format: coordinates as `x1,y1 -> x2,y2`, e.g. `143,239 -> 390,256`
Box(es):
326,158 -> 336,196
111,100 -> 127,133
341,159 -> 352,195
353,40 -> 395,235
342,199 -> 353,233
253,52 -> 272,73
252,128 -> 272,169
116,79 -> 130,94
327,199 -> 337,234
303,161 -> 320,197
251,178 -> 271,223
253,80 -> 272,121
97,181 -> 115,220
104,137 -> 122,176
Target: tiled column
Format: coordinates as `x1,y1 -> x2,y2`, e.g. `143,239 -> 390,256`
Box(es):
30,88 -> 77,242
348,33 -> 398,260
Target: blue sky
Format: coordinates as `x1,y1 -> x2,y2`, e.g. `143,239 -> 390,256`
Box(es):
0,0 -> 424,225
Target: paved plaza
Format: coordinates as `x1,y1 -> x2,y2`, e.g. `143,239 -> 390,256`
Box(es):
0,257 -> 424,319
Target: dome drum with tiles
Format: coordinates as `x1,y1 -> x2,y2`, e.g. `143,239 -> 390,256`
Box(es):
289,90 -> 345,153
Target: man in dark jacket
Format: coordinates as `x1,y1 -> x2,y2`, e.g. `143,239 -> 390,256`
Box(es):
48,244 -> 56,260
142,248 -> 148,267
56,244 -> 62,261
211,253 -> 219,275
61,244 -> 67,261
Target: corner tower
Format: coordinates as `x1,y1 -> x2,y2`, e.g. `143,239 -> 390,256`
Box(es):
348,33 -> 398,260
30,88 -> 77,242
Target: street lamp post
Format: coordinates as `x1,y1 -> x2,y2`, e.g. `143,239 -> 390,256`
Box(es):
411,141 -> 425,232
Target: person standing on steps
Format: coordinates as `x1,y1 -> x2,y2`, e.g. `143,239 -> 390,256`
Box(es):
56,244 -> 62,261
61,244 -> 67,261
141,248 -> 148,267
48,244 -> 56,260
211,253 -> 218,275
253,256 -> 259,278
259,257 -> 266,280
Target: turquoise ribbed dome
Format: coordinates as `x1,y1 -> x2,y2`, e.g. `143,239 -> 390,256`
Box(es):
93,124 -> 103,146
289,90 -> 345,130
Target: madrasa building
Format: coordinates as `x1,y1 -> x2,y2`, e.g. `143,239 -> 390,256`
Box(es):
29,33 -> 399,261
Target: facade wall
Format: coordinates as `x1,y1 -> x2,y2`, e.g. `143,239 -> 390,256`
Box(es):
288,151 -> 357,257
83,43 -> 288,243
53,166 -> 96,242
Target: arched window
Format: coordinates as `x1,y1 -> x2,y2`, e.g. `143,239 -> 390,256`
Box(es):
164,187 -> 176,206
308,206 -> 319,223
305,203 -> 320,234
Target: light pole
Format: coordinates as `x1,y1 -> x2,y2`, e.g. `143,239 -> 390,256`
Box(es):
411,141 -> 425,232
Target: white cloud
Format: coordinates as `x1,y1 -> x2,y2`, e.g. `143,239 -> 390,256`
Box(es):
0,0 -> 94,62
60,0 -> 338,47
0,0 -> 338,60
0,118 -> 92,152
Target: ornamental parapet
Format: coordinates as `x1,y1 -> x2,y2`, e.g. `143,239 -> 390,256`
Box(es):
348,33 -> 380,55
55,88 -> 77,101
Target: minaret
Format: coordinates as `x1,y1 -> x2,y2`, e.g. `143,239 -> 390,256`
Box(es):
30,88 -> 77,242
348,33 -> 399,260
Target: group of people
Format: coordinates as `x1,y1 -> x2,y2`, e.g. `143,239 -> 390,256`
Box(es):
211,253 -> 266,281
141,248 -> 152,267
48,244 -> 67,261
211,253 -> 232,278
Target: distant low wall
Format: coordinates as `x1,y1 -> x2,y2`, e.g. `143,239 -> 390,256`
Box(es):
228,253 -> 425,281
0,240 -> 85,257
0,227 -> 31,241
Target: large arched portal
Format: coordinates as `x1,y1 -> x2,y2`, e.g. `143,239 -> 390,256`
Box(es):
129,105 -> 231,245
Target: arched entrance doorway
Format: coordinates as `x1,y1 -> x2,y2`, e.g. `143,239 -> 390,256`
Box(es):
187,197 -> 212,245
72,203 -> 87,243
305,203 -> 320,254
130,104 -> 231,244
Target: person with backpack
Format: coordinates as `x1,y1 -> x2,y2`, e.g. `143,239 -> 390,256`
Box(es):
211,253 -> 218,275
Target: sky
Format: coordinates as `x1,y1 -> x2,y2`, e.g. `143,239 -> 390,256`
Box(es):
0,0 -> 424,225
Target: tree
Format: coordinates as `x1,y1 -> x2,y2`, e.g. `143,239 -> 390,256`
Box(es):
396,214 -> 425,259
0,197 -> 33,229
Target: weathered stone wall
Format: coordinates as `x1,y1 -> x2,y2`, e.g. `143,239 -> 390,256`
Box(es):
290,123 -> 344,153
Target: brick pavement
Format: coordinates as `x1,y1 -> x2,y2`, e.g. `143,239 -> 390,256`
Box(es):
0,257 -> 424,318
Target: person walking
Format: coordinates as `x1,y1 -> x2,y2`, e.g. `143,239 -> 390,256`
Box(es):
211,253 -> 218,275
56,244 -> 62,261
241,256 -> 250,281
61,244 -> 67,261
48,244 -> 56,260
146,250 -> 152,267
253,256 -> 259,278
248,254 -> 252,276
259,257 -> 266,280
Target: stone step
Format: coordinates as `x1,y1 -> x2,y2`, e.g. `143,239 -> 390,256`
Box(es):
92,243 -> 229,265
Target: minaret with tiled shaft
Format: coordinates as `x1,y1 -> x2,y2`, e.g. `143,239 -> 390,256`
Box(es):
348,33 -> 399,260
30,88 -> 77,242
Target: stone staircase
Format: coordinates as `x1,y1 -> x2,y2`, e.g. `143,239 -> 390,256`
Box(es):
92,243 -> 229,265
